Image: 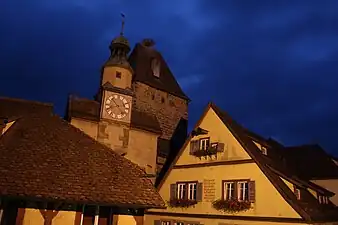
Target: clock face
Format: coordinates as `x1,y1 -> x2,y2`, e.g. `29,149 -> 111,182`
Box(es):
105,94 -> 130,119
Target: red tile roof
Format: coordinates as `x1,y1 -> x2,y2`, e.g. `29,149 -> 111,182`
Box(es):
0,97 -> 165,209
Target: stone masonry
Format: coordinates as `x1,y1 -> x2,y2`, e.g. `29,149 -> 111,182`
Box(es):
132,82 -> 188,140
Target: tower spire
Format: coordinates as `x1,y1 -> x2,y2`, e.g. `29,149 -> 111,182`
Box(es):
120,13 -> 125,36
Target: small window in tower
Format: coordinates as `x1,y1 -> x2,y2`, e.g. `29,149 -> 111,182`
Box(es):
116,71 -> 122,79
151,58 -> 160,78
161,97 -> 165,103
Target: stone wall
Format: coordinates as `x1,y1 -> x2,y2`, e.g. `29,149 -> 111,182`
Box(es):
132,82 -> 188,140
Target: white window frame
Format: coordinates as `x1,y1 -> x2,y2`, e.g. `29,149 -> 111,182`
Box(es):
199,138 -> 210,151
318,195 -> 329,204
161,221 -> 170,225
174,223 -> 184,225
223,182 -> 235,200
176,182 -> 197,200
177,183 -> 186,199
188,183 -> 197,200
238,181 -> 249,201
294,188 -> 301,200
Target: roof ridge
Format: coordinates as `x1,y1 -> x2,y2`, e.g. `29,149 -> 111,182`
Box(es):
0,96 -> 53,107
69,95 -> 99,103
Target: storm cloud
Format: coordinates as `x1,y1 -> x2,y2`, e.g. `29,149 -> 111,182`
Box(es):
1,0 -> 338,155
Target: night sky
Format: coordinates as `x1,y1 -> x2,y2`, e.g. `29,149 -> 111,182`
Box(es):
1,1 -> 338,156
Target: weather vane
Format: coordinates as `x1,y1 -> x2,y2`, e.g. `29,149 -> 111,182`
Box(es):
120,12 -> 125,36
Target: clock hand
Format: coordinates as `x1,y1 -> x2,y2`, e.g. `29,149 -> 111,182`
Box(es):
112,98 -> 125,114
112,99 -> 118,107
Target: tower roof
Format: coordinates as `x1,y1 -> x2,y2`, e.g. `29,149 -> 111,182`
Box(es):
128,41 -> 189,100
110,35 -> 130,50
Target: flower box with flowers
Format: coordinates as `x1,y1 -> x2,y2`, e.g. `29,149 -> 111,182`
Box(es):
192,147 -> 217,157
167,198 -> 197,208
212,199 -> 251,213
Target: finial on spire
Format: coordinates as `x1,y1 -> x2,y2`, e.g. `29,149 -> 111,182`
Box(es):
120,12 -> 125,36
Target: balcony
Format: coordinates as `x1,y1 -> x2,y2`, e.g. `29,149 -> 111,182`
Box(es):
190,141 -> 225,158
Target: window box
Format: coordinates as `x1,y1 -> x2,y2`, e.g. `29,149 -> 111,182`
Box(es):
212,180 -> 255,213
190,139 -> 224,157
212,198 -> 251,213
167,198 -> 198,208
192,147 -> 217,157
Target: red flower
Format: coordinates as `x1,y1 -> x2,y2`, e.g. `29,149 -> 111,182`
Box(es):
212,199 -> 251,213
167,198 -> 197,208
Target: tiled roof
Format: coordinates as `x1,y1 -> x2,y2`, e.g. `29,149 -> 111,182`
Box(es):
65,95 -> 162,134
128,43 -> 189,100
0,98 -> 165,208
280,145 -> 338,180
0,96 -> 53,118
158,102 -> 338,222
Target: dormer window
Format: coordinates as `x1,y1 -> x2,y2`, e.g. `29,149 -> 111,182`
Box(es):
151,58 -> 160,78
294,186 -> 301,200
261,146 -> 267,155
318,194 -> 329,204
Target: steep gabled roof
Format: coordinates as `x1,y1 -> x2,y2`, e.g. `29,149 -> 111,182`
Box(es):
0,111 -> 165,208
281,145 -> 338,180
157,102 -> 338,222
128,43 -> 189,101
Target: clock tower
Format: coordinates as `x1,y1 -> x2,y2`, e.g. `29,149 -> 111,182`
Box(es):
99,16 -> 133,124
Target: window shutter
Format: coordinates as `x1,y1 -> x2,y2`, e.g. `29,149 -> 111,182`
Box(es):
154,220 -> 161,225
189,140 -> 199,154
170,183 -> 177,200
249,180 -> 256,203
196,182 -> 203,201
217,142 -> 225,152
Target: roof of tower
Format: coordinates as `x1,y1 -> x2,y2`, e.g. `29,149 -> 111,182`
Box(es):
128,40 -> 190,101
110,35 -> 130,50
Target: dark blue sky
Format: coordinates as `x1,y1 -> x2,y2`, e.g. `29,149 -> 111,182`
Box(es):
1,0 -> 338,156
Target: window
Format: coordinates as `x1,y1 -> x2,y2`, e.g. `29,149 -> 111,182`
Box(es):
223,180 -> 253,202
318,194 -> 329,204
161,221 -> 170,225
116,71 -> 121,78
188,183 -> 197,200
261,146 -> 267,155
199,138 -> 210,151
151,58 -> 160,77
224,182 -> 235,200
294,187 -> 301,200
238,181 -> 249,201
174,223 -> 184,225
177,182 -> 197,200
177,183 -> 186,199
